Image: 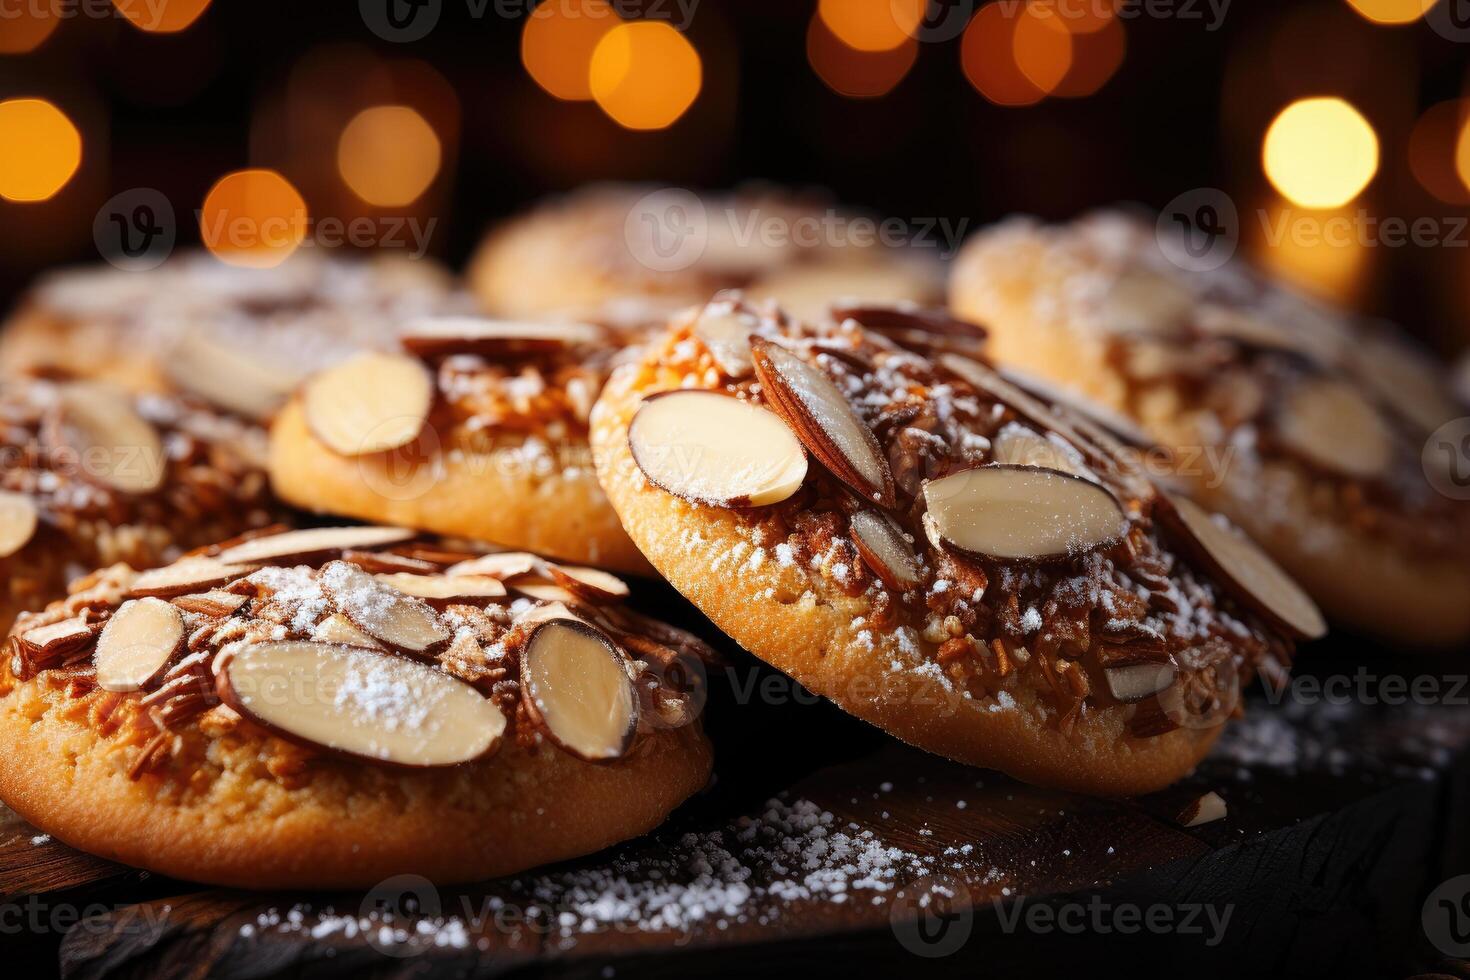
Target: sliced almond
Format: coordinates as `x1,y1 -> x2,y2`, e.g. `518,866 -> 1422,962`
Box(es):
95,597 -> 185,692
990,423 -> 1092,479
217,640 -> 505,767
167,329 -> 297,420
1349,331 -> 1459,434
849,510 -> 923,591
1195,304 -> 1311,358
998,366 -> 1151,448
216,526 -> 416,566
830,303 -> 987,342
750,338 -> 895,507
691,306 -> 758,378
1274,377 -> 1393,480
1177,790 -> 1227,828
940,354 -> 1093,453
320,560 -> 450,657
310,612 -> 384,649
171,590 -> 249,617
628,390 -> 807,508
375,572 -> 507,607
400,316 -> 603,358
922,465 -> 1127,561
19,618 -> 94,658
511,581 -> 580,603
0,490 -> 38,559
129,558 -> 258,599
340,549 -> 441,575
1104,662 -> 1177,704
302,352 -> 433,457
545,565 -> 631,602
1092,269 -> 1192,336
1159,493 -> 1325,640
51,383 -> 165,494
446,552 -> 543,581
513,600 -> 588,629
521,619 -> 638,762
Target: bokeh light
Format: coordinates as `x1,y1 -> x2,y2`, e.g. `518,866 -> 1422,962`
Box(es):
0,99 -> 81,202
1263,97 -> 1378,208
1031,0 -> 1114,33
1252,198 -> 1369,304
112,0 -> 212,33
522,0 -> 618,101
589,22 -> 702,130
1013,5 -> 1072,94
1408,100 -> 1470,205
1344,0 -> 1436,25
962,4 -> 1044,107
807,12 -> 917,98
199,169 -> 308,268
1052,15 -> 1125,98
817,0 -> 927,52
337,105 -> 441,207
1455,112 -> 1470,199
0,5 -> 59,53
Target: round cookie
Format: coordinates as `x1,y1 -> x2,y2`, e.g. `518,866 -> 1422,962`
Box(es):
0,377 -> 283,637
0,250 -> 466,419
268,317 -> 652,574
468,184 -> 941,326
950,212 -> 1470,646
0,525 -> 713,888
591,298 -> 1312,796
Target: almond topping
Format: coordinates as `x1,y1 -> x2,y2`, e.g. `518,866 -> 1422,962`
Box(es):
1104,662 -> 1177,704
1275,377 -> 1393,479
1158,493 -> 1326,640
171,591 -> 249,617
513,600 -> 588,629
1177,790 -> 1227,827
750,338 -> 895,507
1350,332 -> 1459,434
1195,304 -> 1311,358
302,352 -> 433,457
998,366 -> 1151,447
545,565 -> 631,602
1093,270 -> 1192,335
691,306 -> 758,378
990,424 -> 1092,479
51,383 -> 165,494
922,465 -> 1127,561
830,303 -> 987,342
521,619 -> 638,762
215,526 -> 416,566
400,316 -> 603,358
310,613 -> 384,649
19,618 -> 94,657
95,597 -> 185,692
0,490 -> 38,559
321,560 -> 450,657
628,390 -> 807,508
129,558 -> 258,598
166,329 -> 297,420
374,572 -> 508,607
217,641 -> 505,767
446,552 -> 543,580
510,581 -> 580,603
849,510 -> 922,591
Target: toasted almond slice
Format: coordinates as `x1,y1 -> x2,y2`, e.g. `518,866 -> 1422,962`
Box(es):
95,597 -> 184,692
167,329 -> 297,420
1177,790 -> 1227,828
1350,331 -> 1459,433
400,316 -> 603,358
216,526 -> 416,566
513,600 -> 588,628
1092,269 -> 1192,335
990,423 -> 1092,479
52,383 -> 165,494
1104,662 -> 1177,704
340,549 -> 441,575
750,338 -> 895,507
922,465 -> 1127,561
321,560 -> 450,657
546,565 -> 631,602
217,640 -> 505,767
171,590 -> 249,617
511,581 -> 580,603
446,552 -> 543,580
998,366 -> 1151,448
129,558 -> 259,599
310,612 -> 384,649
1158,493 -> 1326,640
849,510 -> 923,592
375,572 -> 507,607
302,352 -> 433,457
1275,377 -> 1393,479
0,490 -> 38,559
521,619 -> 638,761
691,306 -> 758,378
830,303 -> 988,342
1195,304 -> 1310,357
628,390 -> 807,508
19,617 -> 94,657
940,355 -> 1092,452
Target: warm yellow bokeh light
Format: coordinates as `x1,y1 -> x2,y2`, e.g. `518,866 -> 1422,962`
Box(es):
0,99 -> 81,202
522,0 -> 618,101
962,3 -> 1044,107
818,0 -> 927,52
112,0 -> 212,33
1013,5 -> 1073,95
337,106 -> 442,207
1263,97 -> 1379,209
199,169 -> 308,268
1344,0 -> 1436,25
807,12 -> 917,98
0,5 -> 59,53
1252,199 -> 1368,304
1455,111 -> 1470,198
589,22 -> 702,130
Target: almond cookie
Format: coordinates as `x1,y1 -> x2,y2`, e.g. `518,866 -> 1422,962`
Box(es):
591,298 -> 1313,796
268,315 -> 652,574
0,377 -> 282,637
468,184 -> 941,327
0,250 -> 465,420
0,525 -> 713,888
950,212 -> 1470,645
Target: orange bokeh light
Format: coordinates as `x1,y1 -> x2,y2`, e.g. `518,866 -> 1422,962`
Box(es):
112,0 -> 212,33
589,22 -> 702,130
1052,13 -> 1124,98
337,105 -> 442,207
1030,0 -> 1113,34
522,0 -> 619,101
0,5 -> 59,53
1408,100 -> 1470,205
0,98 -> 81,202
1344,0 -> 1436,24
962,4 -> 1052,106
1013,5 -> 1072,94
199,169 -> 308,268
817,0 -> 927,52
807,12 -> 917,98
